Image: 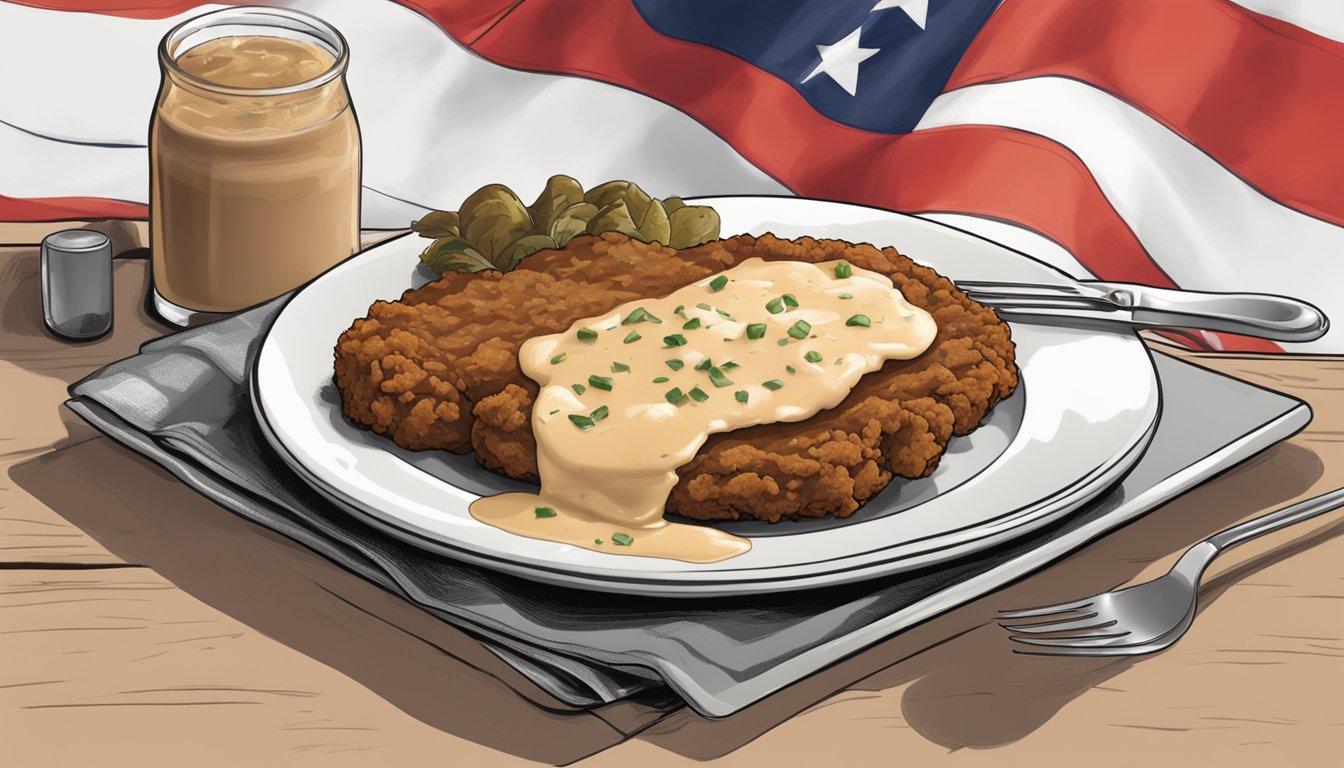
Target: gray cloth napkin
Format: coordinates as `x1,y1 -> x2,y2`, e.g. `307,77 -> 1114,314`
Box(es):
66,298 -> 1306,717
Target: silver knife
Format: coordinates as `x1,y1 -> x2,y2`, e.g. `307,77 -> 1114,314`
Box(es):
954,280 -> 1329,342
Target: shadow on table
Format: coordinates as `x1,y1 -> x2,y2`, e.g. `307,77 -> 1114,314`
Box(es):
9,434 -> 1334,763
635,440 -> 1333,759
8,440 -> 672,766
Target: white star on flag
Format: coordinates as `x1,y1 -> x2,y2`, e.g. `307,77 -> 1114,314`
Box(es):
872,0 -> 929,30
800,27 -> 879,96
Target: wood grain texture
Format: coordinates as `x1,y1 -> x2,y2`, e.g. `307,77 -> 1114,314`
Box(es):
2,228 -> 1341,766
0,568 -> 629,766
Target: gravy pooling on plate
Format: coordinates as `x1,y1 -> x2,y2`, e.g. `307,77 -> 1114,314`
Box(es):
469,257 -> 938,561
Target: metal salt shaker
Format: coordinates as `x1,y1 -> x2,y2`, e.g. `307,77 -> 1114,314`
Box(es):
40,230 -> 113,340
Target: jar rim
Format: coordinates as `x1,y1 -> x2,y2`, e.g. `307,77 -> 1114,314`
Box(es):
159,6 -> 349,97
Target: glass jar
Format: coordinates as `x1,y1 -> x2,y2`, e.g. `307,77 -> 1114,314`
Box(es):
150,6 -> 360,323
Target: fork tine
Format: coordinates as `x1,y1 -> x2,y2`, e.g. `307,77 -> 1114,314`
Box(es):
997,597 -> 1095,619
1000,613 -> 1116,635
1010,639 -> 1168,657
1008,630 -> 1134,648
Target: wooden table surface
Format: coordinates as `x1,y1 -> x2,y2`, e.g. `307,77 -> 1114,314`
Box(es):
2,221 -> 1341,767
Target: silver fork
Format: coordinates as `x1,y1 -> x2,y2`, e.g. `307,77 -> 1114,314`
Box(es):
1000,486 -> 1344,656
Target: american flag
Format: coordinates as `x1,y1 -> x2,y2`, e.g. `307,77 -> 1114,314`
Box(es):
3,0 -> 1341,352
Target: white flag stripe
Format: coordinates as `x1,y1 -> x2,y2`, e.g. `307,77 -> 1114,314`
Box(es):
0,120 -> 144,201
0,2 -> 209,145
1228,0 -> 1344,43
916,213 -> 1096,281
0,0 -> 786,213
916,77 -> 1344,352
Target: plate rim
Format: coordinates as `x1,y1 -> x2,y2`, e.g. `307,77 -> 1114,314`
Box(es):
252,195 -> 1161,594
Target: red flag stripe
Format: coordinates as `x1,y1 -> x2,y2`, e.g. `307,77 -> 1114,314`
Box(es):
804,125 -> 1173,286
0,194 -> 147,222
353,0 -> 520,44
947,0 -> 1344,228
8,0 -> 199,18
9,0 -> 520,41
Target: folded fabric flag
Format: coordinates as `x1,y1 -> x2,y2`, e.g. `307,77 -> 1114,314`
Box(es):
4,0 -> 1343,352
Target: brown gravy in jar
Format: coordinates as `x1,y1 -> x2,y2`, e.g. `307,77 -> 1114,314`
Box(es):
150,34 -> 360,314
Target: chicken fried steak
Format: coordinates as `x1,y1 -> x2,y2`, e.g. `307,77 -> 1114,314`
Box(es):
333,233 -> 1018,523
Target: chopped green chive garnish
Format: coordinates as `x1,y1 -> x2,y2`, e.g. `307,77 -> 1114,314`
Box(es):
550,353 -> 567,365
708,275 -> 728,292
689,387 -> 709,402
663,334 -> 688,347
695,358 -> 713,371
785,365 -> 797,374
622,307 -> 660,325
846,314 -> 872,327
696,302 -> 713,311
665,387 -> 686,405
835,262 -> 853,279
588,374 -> 614,391
534,506 -> 557,518
591,405 -> 609,421
611,532 -> 634,546
665,359 -> 685,371
577,327 -> 598,341
734,390 -> 749,404
652,376 -> 670,384
787,320 -> 812,339
549,409 -> 560,415
708,367 -> 733,388
716,308 -> 732,318
611,361 -> 631,373
777,338 -> 789,346
838,293 -> 853,299
766,297 -> 785,314
782,293 -> 799,309
721,361 -> 739,369
594,538 -> 603,545
804,350 -> 823,363
674,304 -> 686,317
572,383 -> 586,395
569,414 -> 595,430
682,317 -> 702,330
762,379 -> 784,391
624,330 -> 641,344
746,323 -> 767,339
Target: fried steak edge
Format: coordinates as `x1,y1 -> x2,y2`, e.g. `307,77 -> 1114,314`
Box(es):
333,232 -> 1018,523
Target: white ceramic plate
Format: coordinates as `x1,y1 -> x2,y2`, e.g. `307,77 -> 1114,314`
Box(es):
254,197 -> 1160,595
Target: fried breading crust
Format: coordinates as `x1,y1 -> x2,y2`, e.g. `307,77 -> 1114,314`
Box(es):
333,233 -> 1018,523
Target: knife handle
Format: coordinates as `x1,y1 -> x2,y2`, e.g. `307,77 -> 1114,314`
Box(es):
1090,282 -> 1330,343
